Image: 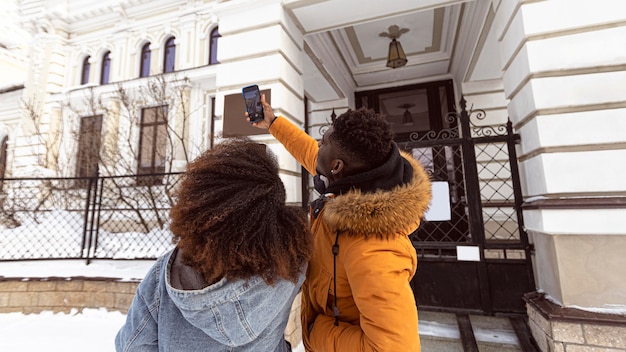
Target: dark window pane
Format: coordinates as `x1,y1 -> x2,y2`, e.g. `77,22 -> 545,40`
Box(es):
76,115 -> 103,188
138,106 -> 168,185
209,27 -> 221,65
378,88 -> 430,134
140,43 -> 151,77
0,136 -> 7,192
163,37 -> 175,73
139,125 -> 152,166
439,85 -> 452,129
354,80 -> 455,142
101,51 -> 111,84
154,123 -> 167,171
81,56 -> 90,84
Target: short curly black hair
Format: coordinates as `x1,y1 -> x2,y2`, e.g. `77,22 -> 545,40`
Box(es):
170,138 -> 312,285
330,108 -> 394,170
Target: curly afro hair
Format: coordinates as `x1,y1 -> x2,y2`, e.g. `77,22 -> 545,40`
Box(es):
330,108 -> 394,170
169,138 -> 312,285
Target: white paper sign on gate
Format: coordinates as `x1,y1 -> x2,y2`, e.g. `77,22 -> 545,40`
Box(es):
424,181 -> 451,221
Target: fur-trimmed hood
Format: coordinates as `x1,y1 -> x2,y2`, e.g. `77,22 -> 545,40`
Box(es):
321,151 -> 432,238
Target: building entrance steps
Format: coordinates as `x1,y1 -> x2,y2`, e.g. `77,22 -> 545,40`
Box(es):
418,311 -> 540,351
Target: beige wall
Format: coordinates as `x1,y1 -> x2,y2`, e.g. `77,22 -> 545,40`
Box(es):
529,231 -> 626,308
0,278 -> 137,314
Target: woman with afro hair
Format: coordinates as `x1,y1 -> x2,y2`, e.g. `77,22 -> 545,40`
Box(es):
116,139 -> 313,352
249,96 -> 432,352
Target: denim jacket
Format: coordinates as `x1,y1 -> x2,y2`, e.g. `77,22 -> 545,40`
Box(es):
115,248 -> 305,352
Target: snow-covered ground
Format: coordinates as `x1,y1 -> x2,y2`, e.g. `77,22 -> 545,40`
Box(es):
0,308 -> 306,351
0,308 -> 127,351
0,260 -> 306,351
0,260 -> 144,352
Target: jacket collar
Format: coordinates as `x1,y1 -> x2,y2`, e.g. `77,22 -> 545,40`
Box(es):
311,142 -> 413,219
318,149 -> 432,238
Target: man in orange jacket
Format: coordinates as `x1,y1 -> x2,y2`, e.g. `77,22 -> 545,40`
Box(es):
249,95 -> 432,351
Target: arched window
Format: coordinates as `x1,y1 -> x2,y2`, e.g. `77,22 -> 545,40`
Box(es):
140,43 -> 151,77
209,27 -> 221,65
100,51 -> 111,84
81,56 -> 91,84
163,37 -> 176,73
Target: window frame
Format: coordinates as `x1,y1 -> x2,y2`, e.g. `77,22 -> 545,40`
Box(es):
354,79 -> 455,141
137,105 -> 169,185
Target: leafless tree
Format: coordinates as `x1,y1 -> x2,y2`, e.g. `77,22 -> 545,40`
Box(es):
0,74 -> 203,240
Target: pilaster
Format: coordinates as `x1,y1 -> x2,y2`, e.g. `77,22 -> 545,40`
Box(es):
214,0 -> 306,204
496,0 -> 626,349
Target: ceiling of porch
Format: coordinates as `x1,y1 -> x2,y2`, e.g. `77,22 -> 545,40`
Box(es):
285,0 -> 501,103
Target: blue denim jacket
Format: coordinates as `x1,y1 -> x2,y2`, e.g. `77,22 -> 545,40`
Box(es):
115,248 -> 305,351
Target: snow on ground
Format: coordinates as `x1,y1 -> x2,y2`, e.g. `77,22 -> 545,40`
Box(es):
0,259 -> 154,280
0,308 -> 306,351
0,308 -> 305,351
0,260 -> 305,351
0,308 -> 126,351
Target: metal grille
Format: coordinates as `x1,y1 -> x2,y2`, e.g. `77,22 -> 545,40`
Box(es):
405,97 -> 535,315
0,173 -> 181,262
474,141 -> 520,241
410,145 -> 470,244
400,97 -> 529,261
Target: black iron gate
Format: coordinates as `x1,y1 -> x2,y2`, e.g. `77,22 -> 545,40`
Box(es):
403,97 -> 535,315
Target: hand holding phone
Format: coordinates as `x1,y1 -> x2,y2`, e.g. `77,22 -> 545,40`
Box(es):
242,84 -> 264,123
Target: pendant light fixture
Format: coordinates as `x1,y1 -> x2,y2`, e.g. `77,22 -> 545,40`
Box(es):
380,25 -> 409,69
399,104 -> 415,125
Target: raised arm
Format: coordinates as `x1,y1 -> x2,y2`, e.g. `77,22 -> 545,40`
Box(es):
248,94 -> 319,175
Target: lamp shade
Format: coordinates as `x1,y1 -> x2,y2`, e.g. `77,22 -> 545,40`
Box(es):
402,109 -> 413,125
386,38 -> 407,69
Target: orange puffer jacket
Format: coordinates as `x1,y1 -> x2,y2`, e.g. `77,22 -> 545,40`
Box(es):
270,116 -> 432,352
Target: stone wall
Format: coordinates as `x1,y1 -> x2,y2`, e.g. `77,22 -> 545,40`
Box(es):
525,292 -> 626,352
0,277 -> 138,314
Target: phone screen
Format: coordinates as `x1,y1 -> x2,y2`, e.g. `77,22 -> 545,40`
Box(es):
242,85 -> 263,122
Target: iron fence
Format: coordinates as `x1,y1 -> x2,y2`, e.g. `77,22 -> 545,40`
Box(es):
0,173 -> 183,262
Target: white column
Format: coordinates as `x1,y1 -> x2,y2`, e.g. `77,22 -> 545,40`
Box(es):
215,0 -> 306,204
496,0 -> 626,309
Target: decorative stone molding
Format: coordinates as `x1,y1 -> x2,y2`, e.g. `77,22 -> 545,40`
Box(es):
524,292 -> 626,352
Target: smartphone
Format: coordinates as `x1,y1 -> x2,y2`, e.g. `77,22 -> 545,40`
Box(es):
242,84 -> 264,123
